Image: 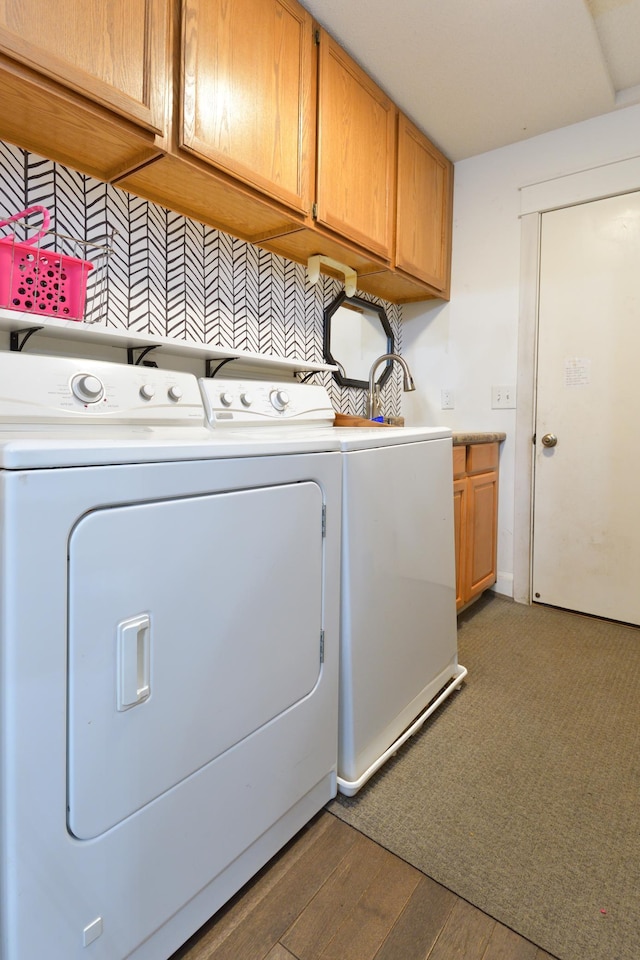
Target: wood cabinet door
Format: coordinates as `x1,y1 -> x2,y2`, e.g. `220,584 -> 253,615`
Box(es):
396,114 -> 453,293
181,0 -> 314,215
465,471 -> 498,601
453,477 -> 467,610
316,30 -> 396,259
0,0 -> 169,134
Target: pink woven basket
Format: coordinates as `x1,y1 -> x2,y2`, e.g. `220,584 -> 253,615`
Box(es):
0,205 -> 94,321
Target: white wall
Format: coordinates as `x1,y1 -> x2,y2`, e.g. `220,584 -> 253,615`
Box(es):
402,102 -> 640,599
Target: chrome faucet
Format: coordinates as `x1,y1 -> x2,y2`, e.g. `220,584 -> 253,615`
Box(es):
367,353 -> 416,419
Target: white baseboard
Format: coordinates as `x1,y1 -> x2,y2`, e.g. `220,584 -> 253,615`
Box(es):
492,573 -> 514,598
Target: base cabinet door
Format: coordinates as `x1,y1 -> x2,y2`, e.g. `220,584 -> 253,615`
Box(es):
454,443 -> 499,610
465,470 -> 498,601
453,478 -> 468,609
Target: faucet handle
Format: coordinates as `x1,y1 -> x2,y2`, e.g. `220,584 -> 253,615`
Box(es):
371,384 -> 382,419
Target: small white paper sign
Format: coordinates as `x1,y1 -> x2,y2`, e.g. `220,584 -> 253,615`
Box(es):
564,357 -> 591,387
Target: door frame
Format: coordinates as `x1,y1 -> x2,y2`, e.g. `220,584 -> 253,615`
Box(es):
513,155 -> 640,604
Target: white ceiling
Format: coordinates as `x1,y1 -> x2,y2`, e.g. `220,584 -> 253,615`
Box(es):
302,0 -> 640,161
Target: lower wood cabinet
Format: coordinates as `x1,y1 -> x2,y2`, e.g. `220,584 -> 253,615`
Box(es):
453,441 -> 499,611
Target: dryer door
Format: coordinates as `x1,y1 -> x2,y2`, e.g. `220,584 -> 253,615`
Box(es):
67,481 -> 324,840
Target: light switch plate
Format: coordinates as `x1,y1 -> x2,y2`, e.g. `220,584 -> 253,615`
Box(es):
491,385 -> 516,408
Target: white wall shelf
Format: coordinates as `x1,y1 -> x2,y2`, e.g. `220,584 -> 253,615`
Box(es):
0,309 -> 336,376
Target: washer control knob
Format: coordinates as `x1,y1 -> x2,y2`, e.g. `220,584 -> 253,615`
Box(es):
71,373 -> 104,403
140,383 -> 156,401
270,389 -> 290,411
168,385 -> 183,402
240,392 -> 253,407
220,391 -> 234,407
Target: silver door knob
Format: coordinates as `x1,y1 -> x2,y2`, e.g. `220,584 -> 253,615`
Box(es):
541,433 -> 557,448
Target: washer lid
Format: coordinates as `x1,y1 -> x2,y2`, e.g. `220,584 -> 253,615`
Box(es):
332,425 -> 451,450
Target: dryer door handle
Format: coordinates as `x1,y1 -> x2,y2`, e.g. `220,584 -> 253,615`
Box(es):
117,614 -> 151,711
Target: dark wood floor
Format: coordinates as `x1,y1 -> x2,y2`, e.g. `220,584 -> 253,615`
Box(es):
170,811 -> 556,960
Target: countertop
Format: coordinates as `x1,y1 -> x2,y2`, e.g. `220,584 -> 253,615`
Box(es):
333,418 -> 506,443
452,432 -> 506,445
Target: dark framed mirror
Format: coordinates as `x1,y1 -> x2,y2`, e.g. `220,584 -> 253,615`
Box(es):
323,292 -> 394,389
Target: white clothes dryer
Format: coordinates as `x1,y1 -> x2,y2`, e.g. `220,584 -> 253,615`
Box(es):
0,352 -> 341,960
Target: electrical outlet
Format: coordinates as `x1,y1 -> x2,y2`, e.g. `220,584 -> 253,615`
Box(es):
491,385 -> 516,409
441,389 -> 455,410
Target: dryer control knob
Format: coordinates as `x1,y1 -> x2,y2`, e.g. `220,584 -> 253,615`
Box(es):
220,391 -> 234,407
71,373 -> 104,404
270,389 -> 290,411
168,385 -> 183,402
140,383 -> 156,401
240,392 -> 253,407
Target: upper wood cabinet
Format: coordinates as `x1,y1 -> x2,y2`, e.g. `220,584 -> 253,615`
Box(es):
338,111 -> 454,303
180,0 -> 314,215
0,0 -> 169,180
119,0 -> 312,248
0,0 -> 168,134
0,1 -> 454,304
395,113 -> 453,295
315,30 -> 396,261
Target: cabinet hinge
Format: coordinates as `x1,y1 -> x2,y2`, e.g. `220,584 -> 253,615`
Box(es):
532,433 -> 536,445
320,630 -> 325,664
314,28 -> 320,45
321,503 -> 326,537
312,202 -> 318,220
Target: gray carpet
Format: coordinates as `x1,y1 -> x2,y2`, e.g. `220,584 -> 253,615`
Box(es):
328,594 -> 640,960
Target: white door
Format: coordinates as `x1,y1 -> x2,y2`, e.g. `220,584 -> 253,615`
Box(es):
532,190 -> 640,624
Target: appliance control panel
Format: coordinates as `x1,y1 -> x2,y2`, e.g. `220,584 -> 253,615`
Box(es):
199,378 -> 335,426
0,351 -> 206,424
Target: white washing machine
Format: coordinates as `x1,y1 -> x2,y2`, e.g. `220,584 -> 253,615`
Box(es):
0,352 -> 341,960
202,384 -> 467,797
331,426 -> 467,796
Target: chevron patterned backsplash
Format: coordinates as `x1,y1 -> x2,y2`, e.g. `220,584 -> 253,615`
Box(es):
0,140 -> 403,416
